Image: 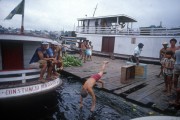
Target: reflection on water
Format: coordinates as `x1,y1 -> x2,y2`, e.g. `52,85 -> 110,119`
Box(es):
0,76 -> 158,120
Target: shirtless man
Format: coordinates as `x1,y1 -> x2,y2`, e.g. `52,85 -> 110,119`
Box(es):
81,40 -> 87,63
167,38 -> 178,58
80,61 -> 109,112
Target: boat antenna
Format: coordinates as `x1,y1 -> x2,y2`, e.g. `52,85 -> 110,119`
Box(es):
93,3 -> 98,17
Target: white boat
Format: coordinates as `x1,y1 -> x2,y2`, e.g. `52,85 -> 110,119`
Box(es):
131,116 -> 179,120
76,14 -> 180,62
0,34 -> 62,100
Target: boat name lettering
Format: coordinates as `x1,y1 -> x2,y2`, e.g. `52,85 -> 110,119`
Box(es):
5,85 -> 40,95
41,80 -> 58,88
0,80 -> 59,97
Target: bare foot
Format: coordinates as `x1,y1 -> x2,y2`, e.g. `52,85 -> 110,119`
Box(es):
38,78 -> 46,83
103,61 -> 109,64
90,105 -> 95,112
169,100 -> 180,106
80,104 -> 83,109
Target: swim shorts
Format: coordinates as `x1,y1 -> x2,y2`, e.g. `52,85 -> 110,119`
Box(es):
90,73 -> 101,81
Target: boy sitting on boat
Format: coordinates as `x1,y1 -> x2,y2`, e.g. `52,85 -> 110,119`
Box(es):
29,41 -> 58,82
48,41 -> 63,76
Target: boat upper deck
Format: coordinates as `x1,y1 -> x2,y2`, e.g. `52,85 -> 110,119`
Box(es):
76,14 -> 180,36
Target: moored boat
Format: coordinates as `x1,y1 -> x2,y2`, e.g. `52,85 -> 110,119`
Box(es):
0,34 -> 62,100
76,14 -> 180,63
131,116 -> 179,120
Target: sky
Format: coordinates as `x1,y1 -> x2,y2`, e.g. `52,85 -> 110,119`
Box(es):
0,0 -> 180,31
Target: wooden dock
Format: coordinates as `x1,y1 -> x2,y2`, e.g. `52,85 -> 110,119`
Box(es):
62,55 -> 179,112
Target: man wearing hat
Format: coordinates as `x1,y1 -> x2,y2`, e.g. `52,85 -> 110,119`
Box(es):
156,41 -> 169,78
48,41 -> 63,76
130,43 -> 144,65
29,41 -> 56,82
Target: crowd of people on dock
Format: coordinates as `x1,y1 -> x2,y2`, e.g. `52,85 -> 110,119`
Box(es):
129,38 -> 180,107
78,39 -> 93,63
156,38 -> 180,106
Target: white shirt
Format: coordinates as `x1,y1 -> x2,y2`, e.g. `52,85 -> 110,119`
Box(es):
133,46 -> 142,57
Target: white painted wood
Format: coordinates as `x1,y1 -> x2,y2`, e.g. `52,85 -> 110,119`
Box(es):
23,42 -> 40,68
0,43 -> 2,70
76,33 -> 180,59
0,78 -> 62,99
0,74 -> 39,82
0,69 -> 40,75
0,69 -> 40,83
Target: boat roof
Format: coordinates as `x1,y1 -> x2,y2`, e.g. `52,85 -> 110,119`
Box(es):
77,14 -> 137,22
0,34 -> 53,43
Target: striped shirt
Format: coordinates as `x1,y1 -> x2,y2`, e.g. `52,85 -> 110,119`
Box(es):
161,58 -> 175,75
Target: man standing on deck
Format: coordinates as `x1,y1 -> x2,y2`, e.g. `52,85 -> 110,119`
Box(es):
169,44 -> 180,106
167,38 -> 178,59
130,43 -> 144,65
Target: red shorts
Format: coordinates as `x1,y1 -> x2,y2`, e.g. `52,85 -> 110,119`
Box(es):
90,74 -> 101,81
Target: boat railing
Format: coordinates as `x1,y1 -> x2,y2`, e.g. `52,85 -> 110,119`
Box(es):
0,69 -> 40,84
76,26 -> 180,36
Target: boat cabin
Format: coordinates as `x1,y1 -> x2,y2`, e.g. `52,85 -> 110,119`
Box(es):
76,14 -> 137,35
76,14 -> 180,36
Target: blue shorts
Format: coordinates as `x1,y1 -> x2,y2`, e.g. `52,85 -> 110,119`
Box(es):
86,49 -> 92,56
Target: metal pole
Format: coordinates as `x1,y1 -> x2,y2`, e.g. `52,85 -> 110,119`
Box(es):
21,0 -> 25,34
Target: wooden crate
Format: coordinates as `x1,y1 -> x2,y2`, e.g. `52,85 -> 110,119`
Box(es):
120,65 -> 135,83
126,62 -> 147,79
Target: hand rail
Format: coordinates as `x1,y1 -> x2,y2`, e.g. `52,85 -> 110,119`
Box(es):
76,26 -> 180,36
0,69 -> 40,83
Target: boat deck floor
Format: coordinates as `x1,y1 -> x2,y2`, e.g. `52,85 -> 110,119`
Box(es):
62,54 -> 180,112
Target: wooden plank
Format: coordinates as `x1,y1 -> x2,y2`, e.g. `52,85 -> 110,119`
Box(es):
113,80 -> 145,95
126,81 -> 164,102
138,84 -> 170,111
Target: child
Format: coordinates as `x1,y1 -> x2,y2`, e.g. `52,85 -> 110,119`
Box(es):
80,61 -> 109,112
156,42 -> 168,78
161,50 -> 175,95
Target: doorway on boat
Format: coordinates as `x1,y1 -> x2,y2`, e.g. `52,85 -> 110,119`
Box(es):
1,41 -> 23,70
101,37 -> 115,55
